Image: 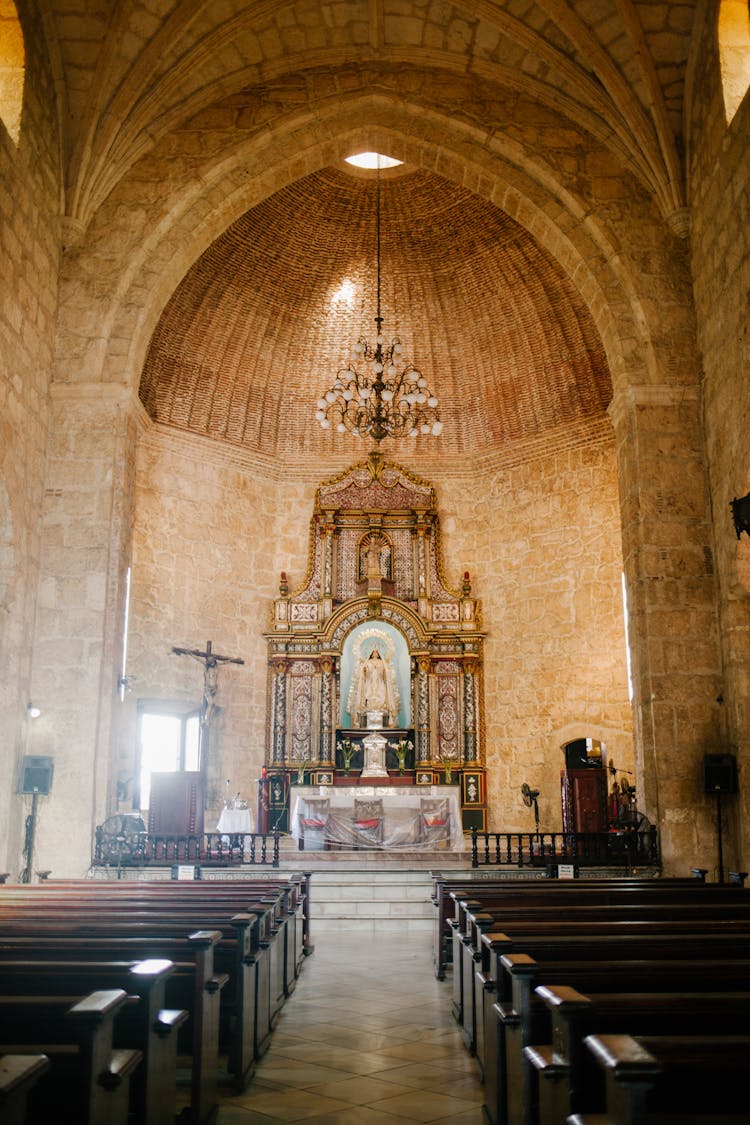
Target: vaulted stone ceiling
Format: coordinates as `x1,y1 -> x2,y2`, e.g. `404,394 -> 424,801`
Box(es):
139,163 -> 612,459
40,0 -> 699,461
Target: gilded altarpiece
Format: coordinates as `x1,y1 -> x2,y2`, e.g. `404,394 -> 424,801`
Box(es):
263,459 -> 486,831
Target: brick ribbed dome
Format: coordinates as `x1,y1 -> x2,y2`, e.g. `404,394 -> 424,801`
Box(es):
139,164 -> 611,460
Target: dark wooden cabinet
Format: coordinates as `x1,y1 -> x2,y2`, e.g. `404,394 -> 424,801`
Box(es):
147,771 -> 204,835
560,768 -> 607,834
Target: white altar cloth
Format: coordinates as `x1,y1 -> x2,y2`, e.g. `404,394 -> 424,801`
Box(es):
290,785 -> 462,850
216,807 -> 254,835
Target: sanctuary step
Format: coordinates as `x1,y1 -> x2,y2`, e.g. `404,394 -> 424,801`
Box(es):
302,868 -> 437,933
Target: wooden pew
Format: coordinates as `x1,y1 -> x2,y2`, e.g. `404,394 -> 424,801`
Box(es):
493,955 -> 750,1125
430,875 -> 712,979
0,875 -> 306,1013
0,1055 -> 50,1125
0,989 -> 142,1125
0,958 -> 186,1125
572,1032 -> 750,1125
0,904 -> 270,1079
452,891 -> 750,1049
0,874 -> 314,1113
526,986 -> 750,1125
0,929 -> 226,1125
474,922 -> 750,1079
1,873 -> 312,985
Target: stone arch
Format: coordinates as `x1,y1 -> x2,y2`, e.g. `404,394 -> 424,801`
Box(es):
56,87 -> 676,415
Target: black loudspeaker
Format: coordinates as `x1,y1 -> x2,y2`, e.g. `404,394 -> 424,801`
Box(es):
20,755 -> 53,795
702,753 -> 738,795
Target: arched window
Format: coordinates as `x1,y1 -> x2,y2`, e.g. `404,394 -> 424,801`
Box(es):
718,0 -> 750,125
0,0 -> 24,145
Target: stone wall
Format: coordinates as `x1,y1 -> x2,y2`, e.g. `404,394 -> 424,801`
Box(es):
0,8 -> 60,874
688,3 -> 750,866
124,419 -> 632,837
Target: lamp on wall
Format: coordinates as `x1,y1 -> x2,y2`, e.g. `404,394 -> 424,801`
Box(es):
314,155 -> 443,445
27,703 -> 41,719
730,492 -> 750,539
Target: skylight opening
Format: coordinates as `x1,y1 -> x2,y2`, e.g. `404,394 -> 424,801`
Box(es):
345,152 -> 402,170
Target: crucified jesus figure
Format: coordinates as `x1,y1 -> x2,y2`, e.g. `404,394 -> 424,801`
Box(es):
172,639 -> 245,728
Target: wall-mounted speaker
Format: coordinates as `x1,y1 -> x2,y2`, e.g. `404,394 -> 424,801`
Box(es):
702,753 -> 737,795
20,755 -> 53,795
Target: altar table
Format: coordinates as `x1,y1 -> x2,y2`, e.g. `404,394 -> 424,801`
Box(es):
290,786 -> 462,851
216,807 -> 254,836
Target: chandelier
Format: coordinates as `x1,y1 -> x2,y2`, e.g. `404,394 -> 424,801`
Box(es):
315,162 -> 443,445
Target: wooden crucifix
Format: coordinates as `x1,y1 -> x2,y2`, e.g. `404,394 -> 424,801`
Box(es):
172,639 -> 245,730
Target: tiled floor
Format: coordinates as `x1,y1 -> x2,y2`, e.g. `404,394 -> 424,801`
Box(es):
217,929 -> 484,1122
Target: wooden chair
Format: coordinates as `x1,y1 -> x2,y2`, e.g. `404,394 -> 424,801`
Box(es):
351,798 -> 384,847
298,798 -> 330,850
420,797 -> 451,848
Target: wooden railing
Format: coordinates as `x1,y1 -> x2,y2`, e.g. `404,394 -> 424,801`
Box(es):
93,828 -> 280,868
470,825 -> 660,870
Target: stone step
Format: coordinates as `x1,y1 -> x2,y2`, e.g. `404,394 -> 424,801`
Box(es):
300,866 -> 439,933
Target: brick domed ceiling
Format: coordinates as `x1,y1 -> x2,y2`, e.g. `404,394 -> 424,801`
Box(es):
139,164 -> 612,461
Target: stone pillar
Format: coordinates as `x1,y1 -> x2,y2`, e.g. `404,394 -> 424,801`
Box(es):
610,385 -> 724,873
25,385 -> 138,877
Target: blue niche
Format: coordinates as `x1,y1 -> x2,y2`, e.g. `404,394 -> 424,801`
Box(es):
339,621 -> 411,729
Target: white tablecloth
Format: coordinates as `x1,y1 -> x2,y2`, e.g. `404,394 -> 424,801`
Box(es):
216,807 -> 254,834
290,785 -> 462,850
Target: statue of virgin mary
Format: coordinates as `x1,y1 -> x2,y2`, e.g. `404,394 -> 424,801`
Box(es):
348,646 -> 399,727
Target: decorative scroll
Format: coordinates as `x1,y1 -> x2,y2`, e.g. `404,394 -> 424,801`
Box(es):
437,677 -> 460,761
271,668 -> 287,762
463,667 -> 477,762
433,602 -> 460,622
320,663 -> 333,761
291,603 -> 317,623
290,675 -> 313,761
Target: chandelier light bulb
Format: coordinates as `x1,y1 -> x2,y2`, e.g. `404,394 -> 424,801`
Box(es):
317,398 -> 327,410
381,389 -> 394,401
432,421 -> 443,435
428,396 -> 438,407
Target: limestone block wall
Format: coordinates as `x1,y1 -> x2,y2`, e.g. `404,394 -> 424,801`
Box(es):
688,8 -> 750,865
432,422 -> 633,834
124,420 -> 632,839
0,11 -> 60,874
24,389 -> 138,877
124,428 -> 320,824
